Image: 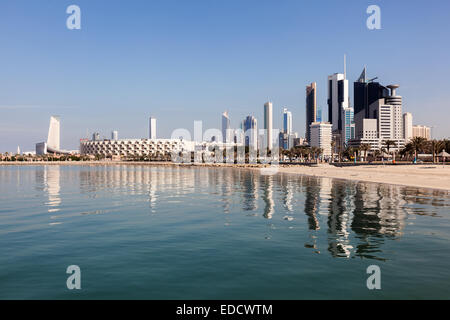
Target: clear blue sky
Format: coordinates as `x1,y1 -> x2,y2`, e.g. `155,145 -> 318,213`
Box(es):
1,0 -> 449,152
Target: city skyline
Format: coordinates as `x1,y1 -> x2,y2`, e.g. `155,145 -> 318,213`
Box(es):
1,1 -> 450,152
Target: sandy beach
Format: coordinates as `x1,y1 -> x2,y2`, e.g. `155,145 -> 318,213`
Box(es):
277,164 -> 450,191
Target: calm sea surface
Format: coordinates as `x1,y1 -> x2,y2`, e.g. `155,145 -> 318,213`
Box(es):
0,165 -> 449,299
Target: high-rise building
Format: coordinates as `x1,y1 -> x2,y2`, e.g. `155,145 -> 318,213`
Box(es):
306,82 -> 317,143
403,112 -> 413,141
283,108 -> 292,135
353,67 -> 389,135
316,107 -> 322,122
412,125 -> 431,140
222,111 -> 231,143
149,117 -> 157,139
310,122 -> 332,158
47,116 -> 61,150
385,85 -> 403,140
342,107 -> 355,145
111,131 -> 118,141
264,102 -> 273,150
327,73 -> 349,133
244,115 -> 258,150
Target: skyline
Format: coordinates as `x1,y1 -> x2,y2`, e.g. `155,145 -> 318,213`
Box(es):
1,0 -> 450,152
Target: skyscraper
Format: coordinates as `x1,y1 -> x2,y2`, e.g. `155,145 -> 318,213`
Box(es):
222,111 -> 231,143
327,73 -> 349,133
283,108 -> 292,135
149,117 -> 157,139
342,107 -> 355,145
244,115 -> 258,150
316,107 -> 322,122
111,130 -> 118,141
385,85 -> 403,140
47,116 -> 61,150
306,82 -> 317,143
264,102 -> 273,150
403,112 -> 413,141
353,67 -> 389,135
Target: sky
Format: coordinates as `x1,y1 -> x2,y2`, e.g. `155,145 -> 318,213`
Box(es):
0,0 -> 449,152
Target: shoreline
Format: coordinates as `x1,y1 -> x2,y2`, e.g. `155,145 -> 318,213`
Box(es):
1,161 -> 449,192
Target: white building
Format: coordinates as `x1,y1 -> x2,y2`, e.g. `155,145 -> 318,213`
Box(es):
412,125 -> 431,140
36,116 -> 72,155
264,101 -> 273,150
222,111 -> 231,143
283,108 -> 292,135
310,122 -> 332,158
403,112 -> 413,141
385,85 -> 403,141
149,117 -> 157,139
47,116 -> 61,151
111,131 -> 118,141
80,138 -> 195,158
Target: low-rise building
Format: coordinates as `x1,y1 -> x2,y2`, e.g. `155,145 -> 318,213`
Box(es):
80,139 -> 195,157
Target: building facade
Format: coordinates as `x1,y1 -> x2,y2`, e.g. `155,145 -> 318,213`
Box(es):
80,139 -> 195,157
403,112 -> 413,141
244,115 -> 258,150
310,122 -> 332,158
222,111 -> 231,143
264,102 -> 273,150
412,125 -> 431,140
283,108 -> 292,135
306,82 -> 317,143
149,117 -> 157,139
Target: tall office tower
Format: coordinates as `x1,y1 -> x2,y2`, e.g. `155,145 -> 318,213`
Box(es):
283,108 -> 292,135
111,131 -> 118,141
342,107 -> 355,145
222,111 -> 231,143
149,117 -> 157,139
386,85 -> 403,140
353,67 -> 389,134
47,116 -> 61,150
244,115 -> 258,150
403,112 -> 413,141
316,107 -> 322,122
310,122 -> 332,157
264,102 -> 273,150
306,82 -> 317,143
327,74 -> 349,133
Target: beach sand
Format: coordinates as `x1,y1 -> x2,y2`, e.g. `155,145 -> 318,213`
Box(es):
277,164 -> 450,191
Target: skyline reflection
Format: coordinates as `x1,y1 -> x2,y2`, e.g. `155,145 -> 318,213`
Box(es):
2,165 -> 448,261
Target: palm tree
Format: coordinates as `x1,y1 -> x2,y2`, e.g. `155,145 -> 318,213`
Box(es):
383,140 -> 396,155
359,143 -> 371,162
411,137 -> 427,162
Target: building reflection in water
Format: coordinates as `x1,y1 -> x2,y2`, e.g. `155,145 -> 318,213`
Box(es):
27,165 -> 447,260
241,171 -> 259,212
261,175 -> 275,219
35,166 -> 62,226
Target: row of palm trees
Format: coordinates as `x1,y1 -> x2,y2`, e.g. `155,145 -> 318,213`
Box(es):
280,146 -> 324,162
277,137 -> 449,163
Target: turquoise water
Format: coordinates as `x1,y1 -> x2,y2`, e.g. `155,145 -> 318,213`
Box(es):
0,165 -> 449,299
